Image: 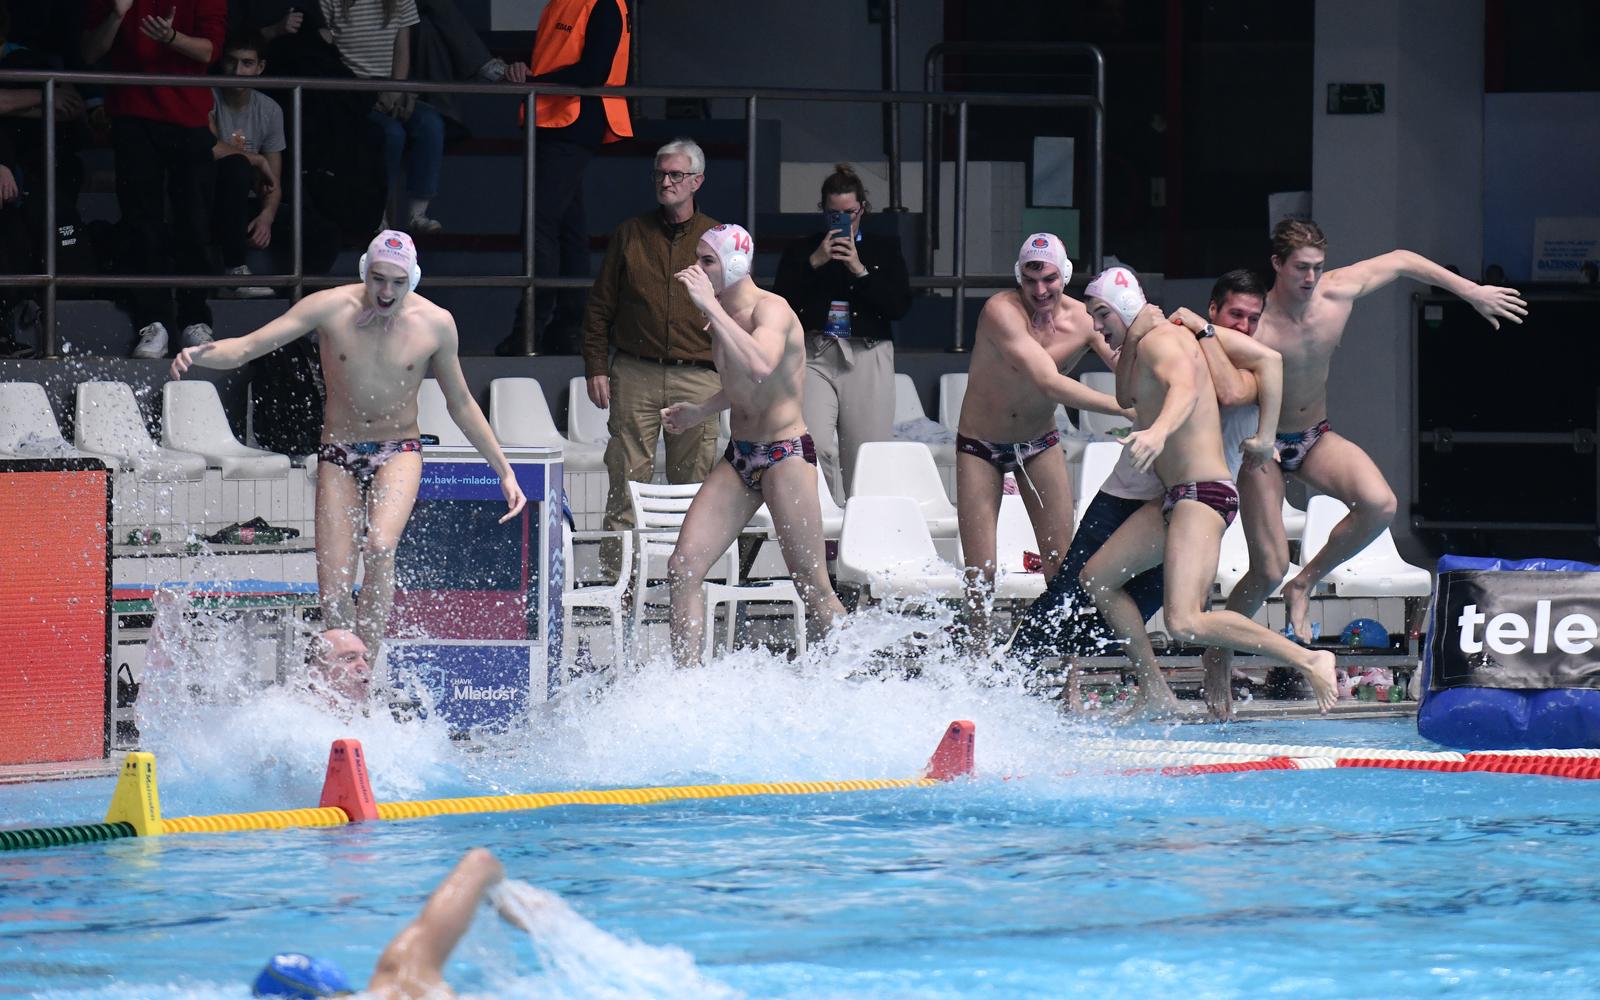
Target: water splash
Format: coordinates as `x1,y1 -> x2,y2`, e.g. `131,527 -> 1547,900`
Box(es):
487,879 -> 742,1000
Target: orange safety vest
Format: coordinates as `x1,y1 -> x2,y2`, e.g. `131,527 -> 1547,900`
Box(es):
526,0 -> 632,142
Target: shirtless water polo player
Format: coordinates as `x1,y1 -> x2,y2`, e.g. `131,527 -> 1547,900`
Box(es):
170,230 -> 526,674
1216,220 -> 1527,654
661,223 -> 846,664
956,232 -> 1126,648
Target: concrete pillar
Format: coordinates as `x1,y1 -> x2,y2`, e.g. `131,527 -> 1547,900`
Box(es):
1312,0 -> 1484,554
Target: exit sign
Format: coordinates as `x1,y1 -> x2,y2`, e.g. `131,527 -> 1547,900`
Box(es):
1327,83 -> 1385,114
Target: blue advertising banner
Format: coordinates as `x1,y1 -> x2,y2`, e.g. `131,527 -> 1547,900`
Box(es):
387,642 -> 532,734
418,461 -> 546,501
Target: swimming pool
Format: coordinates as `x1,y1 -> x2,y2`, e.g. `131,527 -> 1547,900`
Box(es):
6,644 -> 1600,998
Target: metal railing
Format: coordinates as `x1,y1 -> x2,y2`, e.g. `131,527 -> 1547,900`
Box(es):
0,69 -> 1103,357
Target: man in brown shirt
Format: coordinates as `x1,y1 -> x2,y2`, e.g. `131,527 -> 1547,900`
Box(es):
582,137 -> 720,543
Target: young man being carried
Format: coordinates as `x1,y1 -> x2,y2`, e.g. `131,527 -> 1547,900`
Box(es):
170,231 -> 526,675
1077,266 -> 1338,718
955,233 -> 1126,649
1216,220 -> 1527,658
1005,270 -> 1279,715
661,224 -> 846,665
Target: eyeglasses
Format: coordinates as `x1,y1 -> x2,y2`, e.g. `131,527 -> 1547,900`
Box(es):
652,169 -> 699,185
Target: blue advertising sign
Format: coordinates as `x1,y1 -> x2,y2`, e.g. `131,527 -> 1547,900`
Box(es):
418,461 -> 546,501
387,642 -> 531,734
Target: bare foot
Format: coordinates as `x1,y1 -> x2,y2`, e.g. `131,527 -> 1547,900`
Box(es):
1299,649 -> 1339,713
1115,685 -> 1186,722
1281,575 -> 1314,641
1203,659 -> 1235,721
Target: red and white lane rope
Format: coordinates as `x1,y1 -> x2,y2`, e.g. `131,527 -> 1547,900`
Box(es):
1073,739 -> 1600,780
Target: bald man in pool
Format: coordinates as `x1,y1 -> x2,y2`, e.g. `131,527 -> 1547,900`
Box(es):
253,848 -> 537,998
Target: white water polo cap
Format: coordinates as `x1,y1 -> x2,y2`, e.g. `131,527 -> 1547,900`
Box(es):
1014,232 -> 1073,286
700,224 -> 754,291
1084,266 -> 1147,327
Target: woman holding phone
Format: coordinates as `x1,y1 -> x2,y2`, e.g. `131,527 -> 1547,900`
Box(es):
774,163 -> 914,503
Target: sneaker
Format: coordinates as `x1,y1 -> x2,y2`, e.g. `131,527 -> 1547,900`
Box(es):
220,264 -> 274,299
407,215 -> 443,235
132,322 -> 168,358
181,323 -> 215,349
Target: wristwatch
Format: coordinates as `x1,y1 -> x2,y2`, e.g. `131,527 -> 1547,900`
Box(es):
1195,322 -> 1216,341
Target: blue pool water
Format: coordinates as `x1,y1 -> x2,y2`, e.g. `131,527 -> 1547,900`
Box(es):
6,634 -> 1600,998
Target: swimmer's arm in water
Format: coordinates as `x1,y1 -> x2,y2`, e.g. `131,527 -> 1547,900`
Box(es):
983,297 -> 1126,416
430,316 -> 527,523
368,848 -> 505,998
1122,331 -> 1198,473
662,390 -> 729,435
1324,250 -> 1529,329
168,288 -> 342,379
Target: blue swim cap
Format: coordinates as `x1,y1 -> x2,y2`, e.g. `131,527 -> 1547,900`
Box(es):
252,953 -> 354,997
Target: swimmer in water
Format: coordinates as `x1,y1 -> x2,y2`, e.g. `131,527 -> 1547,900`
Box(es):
1076,265 -> 1339,717
253,848 -> 535,999
168,231 -> 526,672
954,233 -> 1127,650
659,223 -> 846,665
1208,219 -> 1527,659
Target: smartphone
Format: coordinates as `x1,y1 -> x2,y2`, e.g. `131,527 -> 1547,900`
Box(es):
826,209 -> 854,237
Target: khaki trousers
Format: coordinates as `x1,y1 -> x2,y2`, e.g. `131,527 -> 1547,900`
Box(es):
602,351 -> 722,534
801,335 -> 895,504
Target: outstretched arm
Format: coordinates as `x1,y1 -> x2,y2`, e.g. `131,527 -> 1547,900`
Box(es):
430,317 -> 528,524
168,289 -> 340,378
368,848 -> 505,996
1326,249 -> 1529,329
982,298 -> 1128,416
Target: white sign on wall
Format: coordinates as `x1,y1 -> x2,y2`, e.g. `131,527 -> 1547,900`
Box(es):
1531,216 -> 1600,281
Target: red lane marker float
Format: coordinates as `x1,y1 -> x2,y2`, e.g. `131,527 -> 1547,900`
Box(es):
319,738 -> 379,821
925,721 -> 976,780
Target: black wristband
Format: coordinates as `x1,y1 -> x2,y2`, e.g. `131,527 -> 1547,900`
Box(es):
167,25 -> 178,44
1195,322 -> 1215,340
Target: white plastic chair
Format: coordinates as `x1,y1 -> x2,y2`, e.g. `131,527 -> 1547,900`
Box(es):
418,378 -> 471,447
836,495 -> 966,605
0,382 -> 118,468
850,441 -> 960,538
1073,441 -> 1124,532
993,493 -> 1046,601
75,381 -> 206,481
893,373 -> 928,424
1077,371 -> 1132,437
702,578 -> 805,660
937,372 -> 968,431
626,481 -> 738,657
1213,514 -> 1300,600
162,381 -> 290,480
559,528 -> 632,679
489,377 -> 604,472
1298,495 -> 1432,597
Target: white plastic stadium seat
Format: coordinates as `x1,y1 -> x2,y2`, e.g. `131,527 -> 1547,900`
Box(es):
1073,441 -> 1124,532
489,377 -> 604,472
0,382 -> 119,468
418,378 -> 470,447
937,372 -> 967,432
75,381 -> 206,481
1077,371 -> 1132,437
702,578 -> 805,660
1213,514 -> 1299,600
162,381 -> 290,480
1298,495 -> 1432,597
836,495 -> 966,604
890,373 -> 955,486
993,494 -> 1047,601
559,528 -> 632,678
850,441 -> 960,538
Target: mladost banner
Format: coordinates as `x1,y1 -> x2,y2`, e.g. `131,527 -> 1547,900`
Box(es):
1429,570 -> 1600,690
